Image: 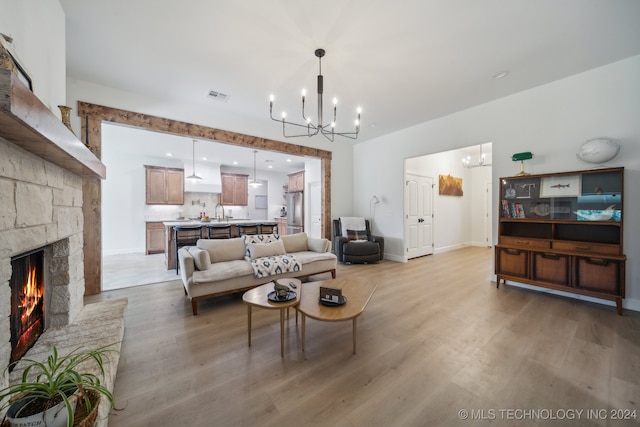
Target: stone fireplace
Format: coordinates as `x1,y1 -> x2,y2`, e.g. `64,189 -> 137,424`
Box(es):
0,136 -> 86,372
1,61 -> 121,427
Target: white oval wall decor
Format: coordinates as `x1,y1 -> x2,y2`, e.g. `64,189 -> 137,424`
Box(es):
576,138 -> 620,164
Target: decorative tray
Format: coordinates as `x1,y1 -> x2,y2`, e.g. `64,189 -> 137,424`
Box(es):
319,296 -> 347,307
267,290 -> 297,303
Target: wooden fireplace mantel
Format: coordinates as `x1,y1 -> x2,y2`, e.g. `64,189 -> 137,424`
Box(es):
0,69 -> 106,179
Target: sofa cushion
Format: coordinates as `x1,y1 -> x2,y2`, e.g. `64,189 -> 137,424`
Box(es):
192,259 -> 254,283
197,238 -> 246,263
242,234 -> 280,258
343,241 -> 380,256
281,232 -> 308,253
294,250 -> 338,264
247,240 -> 287,260
188,247 -> 211,270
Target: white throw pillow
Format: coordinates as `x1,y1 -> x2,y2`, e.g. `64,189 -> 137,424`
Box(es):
281,232 -> 308,253
189,247 -> 211,270
247,240 -> 287,260
197,238 -> 246,263
242,234 -> 280,258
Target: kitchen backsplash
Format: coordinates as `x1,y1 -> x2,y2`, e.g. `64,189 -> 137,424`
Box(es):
144,192 -> 249,220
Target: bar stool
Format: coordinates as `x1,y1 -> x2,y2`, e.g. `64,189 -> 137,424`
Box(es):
206,223 -> 232,239
259,222 -> 278,235
173,225 -> 203,274
237,223 -> 259,236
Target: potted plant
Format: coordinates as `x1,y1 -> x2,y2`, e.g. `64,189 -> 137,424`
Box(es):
0,343 -> 117,427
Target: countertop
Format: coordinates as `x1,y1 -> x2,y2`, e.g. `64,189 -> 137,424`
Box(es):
160,219 -> 264,227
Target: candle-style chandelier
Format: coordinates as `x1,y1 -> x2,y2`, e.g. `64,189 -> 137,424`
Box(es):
269,48 -> 361,142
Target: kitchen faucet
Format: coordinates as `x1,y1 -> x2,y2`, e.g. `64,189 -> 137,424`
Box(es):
214,203 -> 225,221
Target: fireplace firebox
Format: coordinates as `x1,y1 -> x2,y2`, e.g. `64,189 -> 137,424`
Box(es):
10,249 -> 46,368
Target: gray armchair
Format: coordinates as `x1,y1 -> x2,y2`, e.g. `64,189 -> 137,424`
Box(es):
332,219 -> 384,264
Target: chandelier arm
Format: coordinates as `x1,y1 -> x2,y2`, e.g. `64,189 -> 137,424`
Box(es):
321,128 -> 360,140
282,123 -> 321,138
320,131 -> 334,142
271,102 -> 320,133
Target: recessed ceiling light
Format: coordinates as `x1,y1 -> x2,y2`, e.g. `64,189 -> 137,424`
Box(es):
493,70 -> 509,80
268,165 -> 273,169
201,156 -> 207,161
369,123 -> 376,128
166,153 -> 173,157
233,161 -> 238,165
286,159 -> 292,163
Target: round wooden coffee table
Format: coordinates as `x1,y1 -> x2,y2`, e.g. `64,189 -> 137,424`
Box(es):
296,277 -> 377,354
242,279 -> 301,357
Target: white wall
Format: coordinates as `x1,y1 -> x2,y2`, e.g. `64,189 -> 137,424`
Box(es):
354,55 -> 640,311
470,166 -> 492,247
0,0 -> 66,115
101,124 -> 185,254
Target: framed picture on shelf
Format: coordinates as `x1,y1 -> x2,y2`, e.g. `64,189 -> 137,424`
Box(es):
540,175 -> 581,198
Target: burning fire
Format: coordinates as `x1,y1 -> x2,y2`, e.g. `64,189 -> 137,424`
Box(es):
19,264 -> 44,327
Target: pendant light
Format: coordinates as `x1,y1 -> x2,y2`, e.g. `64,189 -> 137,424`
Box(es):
249,150 -> 262,187
186,139 -> 202,181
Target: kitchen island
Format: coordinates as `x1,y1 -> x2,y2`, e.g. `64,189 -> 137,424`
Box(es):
162,219 -> 272,270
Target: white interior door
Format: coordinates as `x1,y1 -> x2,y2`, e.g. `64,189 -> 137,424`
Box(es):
405,173 -> 434,259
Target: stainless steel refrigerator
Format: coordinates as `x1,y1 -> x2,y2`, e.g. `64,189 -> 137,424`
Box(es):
286,192 -> 304,234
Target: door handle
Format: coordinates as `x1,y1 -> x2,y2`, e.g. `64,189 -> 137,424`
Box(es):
418,218 -> 424,223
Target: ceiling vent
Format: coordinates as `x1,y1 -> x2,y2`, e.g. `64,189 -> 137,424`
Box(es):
208,90 -> 230,102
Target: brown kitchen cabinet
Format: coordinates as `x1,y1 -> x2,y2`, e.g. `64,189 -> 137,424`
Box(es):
146,222 -> 165,254
495,167 -> 626,314
221,173 -> 248,206
288,171 -> 304,192
145,165 -> 184,205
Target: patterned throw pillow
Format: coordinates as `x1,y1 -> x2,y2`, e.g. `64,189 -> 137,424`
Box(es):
346,229 -> 368,241
242,234 -> 280,258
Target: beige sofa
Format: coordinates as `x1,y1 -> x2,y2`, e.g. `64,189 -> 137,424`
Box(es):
178,233 -> 337,314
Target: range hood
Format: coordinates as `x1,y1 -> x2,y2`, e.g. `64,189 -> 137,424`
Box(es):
184,161 -> 222,193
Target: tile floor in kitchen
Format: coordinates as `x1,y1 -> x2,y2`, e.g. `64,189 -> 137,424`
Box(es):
102,252 -> 179,290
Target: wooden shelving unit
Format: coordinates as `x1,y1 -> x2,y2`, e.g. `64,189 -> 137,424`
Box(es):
495,167 -> 626,314
0,69 -> 105,179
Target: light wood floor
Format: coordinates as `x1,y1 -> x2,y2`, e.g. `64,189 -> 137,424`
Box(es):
85,247 -> 640,427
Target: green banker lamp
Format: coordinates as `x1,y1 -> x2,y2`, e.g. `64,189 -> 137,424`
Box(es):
512,152 -> 533,176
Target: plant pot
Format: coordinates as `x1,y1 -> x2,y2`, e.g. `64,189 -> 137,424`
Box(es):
72,389 -> 100,427
5,393 -> 78,427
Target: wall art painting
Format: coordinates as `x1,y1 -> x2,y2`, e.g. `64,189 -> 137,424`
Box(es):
439,174 -> 463,196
